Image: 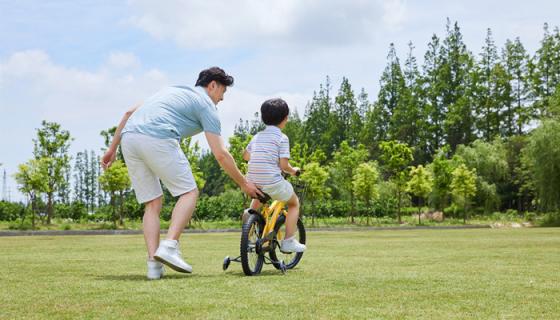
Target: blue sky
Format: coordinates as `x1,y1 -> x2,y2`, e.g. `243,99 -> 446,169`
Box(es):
1,0 -> 559,201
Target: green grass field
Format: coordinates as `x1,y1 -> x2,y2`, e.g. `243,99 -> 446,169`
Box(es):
1,228 -> 559,319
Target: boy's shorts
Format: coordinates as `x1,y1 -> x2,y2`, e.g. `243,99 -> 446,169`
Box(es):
121,132 -> 197,203
260,179 -> 295,202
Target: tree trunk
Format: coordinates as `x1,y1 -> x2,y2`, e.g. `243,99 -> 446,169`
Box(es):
111,192 -> 117,228
119,191 -> 124,226
397,190 -> 402,224
47,191 -> 54,224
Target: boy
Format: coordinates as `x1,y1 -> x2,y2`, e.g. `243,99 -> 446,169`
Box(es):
243,98 -> 307,253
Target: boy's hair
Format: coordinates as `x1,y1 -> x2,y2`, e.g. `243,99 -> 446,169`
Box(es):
195,67 -> 234,87
261,98 -> 289,125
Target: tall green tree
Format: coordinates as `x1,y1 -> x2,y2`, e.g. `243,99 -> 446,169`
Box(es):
475,28 -> 502,141
180,137 -> 206,190
531,24 -> 560,117
99,160 -> 131,227
352,162 -> 380,225
522,119 -> 560,211
406,165 -> 433,224
379,140 -> 413,223
420,34 -> 445,155
427,147 -> 455,211
440,20 -> 476,150
33,121 -> 72,224
300,162 -> 330,226
451,164 -> 477,223
331,141 -> 369,223
303,77 -> 333,155
376,43 -> 406,145
14,158 -> 49,229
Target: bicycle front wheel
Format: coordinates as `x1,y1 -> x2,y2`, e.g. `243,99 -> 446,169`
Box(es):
269,215 -> 306,270
240,213 -> 265,276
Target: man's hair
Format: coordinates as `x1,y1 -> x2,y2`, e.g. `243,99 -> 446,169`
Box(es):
261,98 -> 289,126
195,67 -> 234,87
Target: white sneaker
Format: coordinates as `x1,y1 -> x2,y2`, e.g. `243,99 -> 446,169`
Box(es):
147,260 -> 165,280
154,239 -> 193,273
280,237 -> 307,253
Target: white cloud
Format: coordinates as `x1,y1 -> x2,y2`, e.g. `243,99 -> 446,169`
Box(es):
127,0 -> 406,49
107,52 -> 141,70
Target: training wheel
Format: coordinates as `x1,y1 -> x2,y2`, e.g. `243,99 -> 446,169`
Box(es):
279,260 -> 287,274
223,256 -> 231,271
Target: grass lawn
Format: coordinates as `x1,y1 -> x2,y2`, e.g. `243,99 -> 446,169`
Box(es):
1,228 -> 559,319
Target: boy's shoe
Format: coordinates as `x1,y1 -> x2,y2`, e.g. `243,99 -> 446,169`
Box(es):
280,238 -> 307,253
147,260 -> 165,280
154,239 -> 193,273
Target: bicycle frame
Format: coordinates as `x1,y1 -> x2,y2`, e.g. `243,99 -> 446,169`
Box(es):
260,200 -> 287,239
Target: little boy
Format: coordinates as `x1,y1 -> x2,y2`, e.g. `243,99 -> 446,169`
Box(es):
243,98 -> 307,253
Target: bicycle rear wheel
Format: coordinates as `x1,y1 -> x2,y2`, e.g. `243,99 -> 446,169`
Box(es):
240,213 -> 265,276
269,215 -> 306,270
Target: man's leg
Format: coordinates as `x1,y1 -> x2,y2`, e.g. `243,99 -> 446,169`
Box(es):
166,188 -> 199,240
143,196 -> 163,260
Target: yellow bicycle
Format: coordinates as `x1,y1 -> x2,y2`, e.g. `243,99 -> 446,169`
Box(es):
223,175 -> 306,276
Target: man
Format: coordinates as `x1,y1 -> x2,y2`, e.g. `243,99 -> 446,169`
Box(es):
101,67 -> 261,280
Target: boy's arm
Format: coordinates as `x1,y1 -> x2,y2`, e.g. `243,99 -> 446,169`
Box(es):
280,158 -> 299,176
243,150 -> 250,161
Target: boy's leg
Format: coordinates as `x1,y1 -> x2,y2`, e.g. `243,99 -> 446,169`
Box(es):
284,193 -> 300,239
281,193 -> 306,253
143,196 -> 163,260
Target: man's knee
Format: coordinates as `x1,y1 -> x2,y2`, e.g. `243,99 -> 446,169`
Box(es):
144,196 -> 163,213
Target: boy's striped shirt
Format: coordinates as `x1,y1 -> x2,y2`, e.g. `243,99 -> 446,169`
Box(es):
246,126 -> 290,186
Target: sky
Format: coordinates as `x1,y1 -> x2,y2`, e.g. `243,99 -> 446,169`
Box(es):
1,0 -> 559,202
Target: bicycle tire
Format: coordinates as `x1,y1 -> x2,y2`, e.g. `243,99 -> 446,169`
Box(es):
240,213 -> 265,276
269,215 -> 306,270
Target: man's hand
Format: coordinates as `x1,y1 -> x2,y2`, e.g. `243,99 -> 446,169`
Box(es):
101,149 -> 117,170
242,180 -> 264,199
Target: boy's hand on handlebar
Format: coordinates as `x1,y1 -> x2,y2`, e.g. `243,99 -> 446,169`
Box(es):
292,167 -> 302,177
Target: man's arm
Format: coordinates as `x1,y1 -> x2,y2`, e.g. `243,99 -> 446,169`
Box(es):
101,104 -> 139,169
205,132 -> 261,198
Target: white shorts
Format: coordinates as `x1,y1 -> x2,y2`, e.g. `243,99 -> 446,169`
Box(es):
260,179 -> 295,202
121,133 -> 197,203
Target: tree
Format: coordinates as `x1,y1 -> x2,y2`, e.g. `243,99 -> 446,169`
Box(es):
379,140 -> 413,223
450,164 -> 477,223
420,33 -> 445,155
352,162 -> 379,225
376,43 -> 406,145
406,165 -> 433,224
300,162 -> 330,226
531,24 -> 560,117
180,137 -> 206,190
33,121 -> 72,224
455,138 -> 508,213
475,28 -> 502,141
522,119 -> 560,211
427,147 -> 454,211
14,159 -> 49,229
98,160 -> 131,227
502,37 -> 532,135
331,141 -> 369,223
